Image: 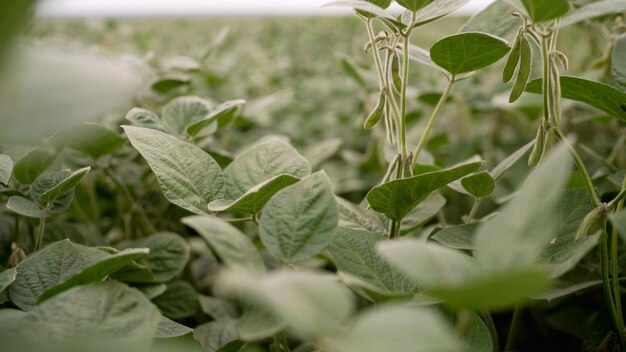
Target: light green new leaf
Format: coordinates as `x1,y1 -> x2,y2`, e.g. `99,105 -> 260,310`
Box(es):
460,0 -> 520,41
430,32 -> 510,75
259,171 -> 338,262
154,280 -> 199,319
123,125 -> 224,215
39,166 -> 90,202
461,171 -> 495,198
186,99 -> 247,136
12,147 -> 56,184
0,154 -> 13,185
125,107 -> 165,131
521,0 -> 569,23
222,137 -> 311,201
161,96 -> 212,136
134,232 -> 190,282
558,0 -> 626,28
38,248 -> 149,303
155,316 -> 193,338
367,161 -> 482,221
7,196 -> 47,218
66,123 -> 127,159
31,170 -> 75,214
182,216 -> 265,272
324,304 -> 461,352
329,227 -> 418,297
526,76 -> 626,121
396,0 -> 436,12
612,33 -> 626,90
0,268 -> 16,295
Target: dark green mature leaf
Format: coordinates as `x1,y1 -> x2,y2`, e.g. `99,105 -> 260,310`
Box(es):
613,33 -> 626,90
38,248 -> 149,303
193,320 -> 238,352
31,170 -> 75,214
526,76 -> 626,121
259,171 -> 338,262
0,268 -> 16,295
0,154 -> 13,185
162,96 -> 212,136
125,107 -> 165,131
123,126 -> 224,215
12,147 -> 56,184
135,232 -> 191,282
540,233 -> 600,278
6,196 -> 47,218
182,216 -> 265,272
460,0 -> 520,41
367,161 -> 482,221
324,304 -> 461,352
151,74 -> 191,94
198,295 -> 238,322
329,227 -> 418,296
154,280 -> 199,319
430,32 -> 510,75
431,223 -> 479,250
558,0 -> 626,28
66,123 -> 126,159
39,167 -> 90,202
155,316 -> 193,339
521,0 -> 569,23
7,282 -> 160,349
396,0 -> 436,12
461,171 -> 495,198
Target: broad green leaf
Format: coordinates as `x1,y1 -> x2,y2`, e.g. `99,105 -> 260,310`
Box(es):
0,154 -> 13,185
208,175 -> 301,215
401,192 -> 446,233
7,282 -> 160,349
151,74 -> 191,94
135,232 -> 191,282
611,209 -> 626,244
520,0 -> 569,23
0,268 -> 16,294
402,44 -> 450,78
431,223 -> 479,250
396,0 -> 436,12
198,295 -> 238,322
464,312 -> 493,352
336,197 -> 386,234
155,316 -> 193,338
162,96 -> 212,136
461,171 -> 495,198
7,240 -> 109,310
324,304 -> 461,352
430,32 -> 510,75
123,125 -> 224,215
490,141 -> 533,181
259,172 -> 338,263
38,248 -> 149,303
222,138 -> 311,201
526,76 -> 626,121
136,283 -> 167,300
612,33 -> 626,90
12,147 -> 56,184
111,261 -> 156,283
31,170 -> 75,214
540,233 -> 600,278
329,227 -> 418,297
6,196 -> 47,218
182,216 -> 265,272
367,161 -> 482,221
125,107 -> 165,131
213,99 -> 247,127
66,123 -> 126,159
236,304 -> 284,341
193,320 -> 238,352
558,1 -> 626,28
460,0 -> 520,41
39,166 -> 90,202
154,280 -> 200,319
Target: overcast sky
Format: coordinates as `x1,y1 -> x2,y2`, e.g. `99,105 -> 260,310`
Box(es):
37,0 -> 495,17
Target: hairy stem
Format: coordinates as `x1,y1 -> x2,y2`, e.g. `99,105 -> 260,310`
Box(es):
505,304 -> 522,351
34,217 -> 46,251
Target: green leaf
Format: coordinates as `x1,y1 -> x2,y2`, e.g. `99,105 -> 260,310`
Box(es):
460,0 -> 520,41
338,55 -> 366,88
134,232 -> 191,282
461,171 -> 495,198
31,170 -> 75,214
329,227 -> 418,297
193,320 -> 238,352
0,268 -> 16,294
336,197 -> 386,234
66,123 -> 127,159
430,32 -> 510,75
520,0 -> 569,23
38,248 -> 149,303
403,44 -> 450,78
532,280 -> 602,301
401,192 -> 446,234
151,74 -> 191,94
324,304 -> 461,352
431,223 -> 479,250
222,138 -> 311,201
558,0 -> 626,28
540,233 -> 600,279
302,137 -> 343,169
367,161 -> 482,221
610,209 -> 626,244
490,141 -> 533,181
612,33 -> 626,90
182,216 -> 265,272
162,96 -> 212,136
464,312 -> 493,352
7,239 -> 111,310
412,0 -> 473,27
259,171 -> 338,262
12,147 -> 56,184
0,154 -> 13,185
7,196 -> 47,218
526,76 -> 626,121
198,295 -> 238,322
123,125 -> 224,215
125,107 -> 165,131
7,282 -> 160,349
154,280 -> 199,319
396,0 -> 436,13
155,316 -> 193,338
39,166 -> 90,202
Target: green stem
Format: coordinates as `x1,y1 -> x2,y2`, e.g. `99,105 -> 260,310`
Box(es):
34,217 -> 46,251
466,198 -> 481,224
608,187 -> 626,210
413,76 -> 455,163
399,31 -> 411,160
540,36 -> 551,125
611,226 -> 624,330
103,168 -> 156,236
505,304 -> 522,352
479,310 -> 500,352
601,232 -> 626,351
